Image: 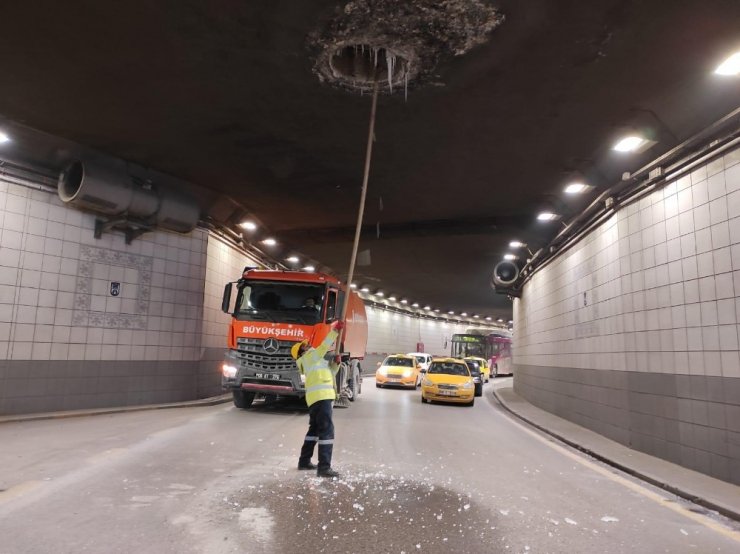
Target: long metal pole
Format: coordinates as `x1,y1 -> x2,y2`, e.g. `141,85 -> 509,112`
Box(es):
340,80 -> 379,326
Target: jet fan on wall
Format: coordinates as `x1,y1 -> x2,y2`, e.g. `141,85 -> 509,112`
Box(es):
58,159 -> 200,243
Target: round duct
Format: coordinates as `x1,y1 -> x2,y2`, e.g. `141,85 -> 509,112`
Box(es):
58,160 -> 199,234
491,261 -> 519,288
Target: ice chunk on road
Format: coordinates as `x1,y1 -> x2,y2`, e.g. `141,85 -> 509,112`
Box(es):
600,516 -> 619,523
565,518 -> 577,525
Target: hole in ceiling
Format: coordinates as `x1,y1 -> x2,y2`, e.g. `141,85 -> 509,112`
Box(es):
329,45 -> 408,89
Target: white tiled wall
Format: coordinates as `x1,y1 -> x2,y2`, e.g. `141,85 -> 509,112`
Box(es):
366,306 -> 472,356
515,146 -> 740,379
201,235 -> 260,350
0,181 -> 208,363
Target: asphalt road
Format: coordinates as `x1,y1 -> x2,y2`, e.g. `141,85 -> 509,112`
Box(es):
0,377 -> 738,554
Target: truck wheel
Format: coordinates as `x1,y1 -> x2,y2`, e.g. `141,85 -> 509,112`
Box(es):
233,390 -> 255,409
347,361 -> 360,402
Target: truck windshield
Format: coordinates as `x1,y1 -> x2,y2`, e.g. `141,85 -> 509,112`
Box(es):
234,281 -> 325,325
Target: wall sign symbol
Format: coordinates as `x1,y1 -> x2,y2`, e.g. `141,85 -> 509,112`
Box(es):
110,282 -> 121,296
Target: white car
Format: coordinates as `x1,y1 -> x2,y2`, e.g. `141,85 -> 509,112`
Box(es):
407,352 -> 433,372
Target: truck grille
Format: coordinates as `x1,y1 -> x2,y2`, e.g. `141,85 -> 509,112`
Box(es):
235,338 -> 297,372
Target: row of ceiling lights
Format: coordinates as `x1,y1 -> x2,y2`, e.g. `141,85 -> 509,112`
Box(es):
501,49 -> 740,264
237,220 -> 508,322
355,286 -> 512,324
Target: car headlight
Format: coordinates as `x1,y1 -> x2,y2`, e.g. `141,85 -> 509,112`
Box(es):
222,363 -> 238,379
422,378 -> 434,387
402,369 -> 413,378
460,381 -> 473,389
377,367 -> 388,376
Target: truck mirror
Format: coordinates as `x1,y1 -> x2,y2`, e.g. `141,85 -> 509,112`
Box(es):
221,283 -> 233,313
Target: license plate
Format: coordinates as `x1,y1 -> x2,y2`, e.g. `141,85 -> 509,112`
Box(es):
255,373 -> 280,380
439,390 -> 456,396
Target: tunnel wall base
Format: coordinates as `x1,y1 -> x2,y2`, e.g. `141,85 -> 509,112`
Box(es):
514,365 -> 740,485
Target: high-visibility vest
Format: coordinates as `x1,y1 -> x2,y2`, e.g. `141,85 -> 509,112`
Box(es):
297,330 -> 339,406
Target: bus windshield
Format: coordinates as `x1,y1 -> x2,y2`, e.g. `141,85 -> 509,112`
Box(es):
451,335 -> 486,358
234,281 -> 325,324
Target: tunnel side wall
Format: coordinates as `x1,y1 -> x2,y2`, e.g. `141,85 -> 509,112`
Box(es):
363,307 -> 472,371
0,178 -> 262,415
513,146 -> 740,484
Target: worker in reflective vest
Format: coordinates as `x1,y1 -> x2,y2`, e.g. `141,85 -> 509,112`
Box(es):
291,319 -> 344,478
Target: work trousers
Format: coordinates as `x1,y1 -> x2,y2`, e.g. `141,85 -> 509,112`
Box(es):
299,399 -> 334,470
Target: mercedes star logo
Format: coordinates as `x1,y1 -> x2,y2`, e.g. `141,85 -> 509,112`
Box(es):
263,338 -> 280,354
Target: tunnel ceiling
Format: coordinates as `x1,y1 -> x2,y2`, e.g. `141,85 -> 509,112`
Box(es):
0,0 -> 739,319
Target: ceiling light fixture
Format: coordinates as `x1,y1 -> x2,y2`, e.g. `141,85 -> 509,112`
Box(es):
261,238 -> 277,246
423,305 -> 431,310
715,51 -> 740,76
350,283 -> 357,289
448,310 -> 455,315
361,286 -> 370,293
497,318 -> 504,323
286,256 -> 299,263
239,221 -> 257,231
613,135 -> 648,153
388,296 -> 397,301
412,302 -> 419,308
537,212 -> 559,221
485,316 -> 492,321
564,182 -> 589,194
376,291 -> 384,297
400,299 -> 408,304
461,312 -> 468,316
504,253 -> 517,261
509,240 -> 526,249
0,132 -> 10,144
303,265 -> 315,272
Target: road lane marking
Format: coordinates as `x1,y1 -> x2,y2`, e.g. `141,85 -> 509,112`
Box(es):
501,410 -> 740,543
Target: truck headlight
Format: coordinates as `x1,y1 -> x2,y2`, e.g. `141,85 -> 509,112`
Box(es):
222,363 -> 238,379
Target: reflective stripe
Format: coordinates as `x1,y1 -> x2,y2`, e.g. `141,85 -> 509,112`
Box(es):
306,384 -> 335,393
318,439 -> 334,445
304,436 -> 318,442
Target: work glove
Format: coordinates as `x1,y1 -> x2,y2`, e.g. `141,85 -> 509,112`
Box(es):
331,320 -> 345,331
333,355 -> 342,365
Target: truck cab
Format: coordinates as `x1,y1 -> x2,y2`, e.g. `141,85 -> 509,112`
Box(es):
221,268 -> 367,409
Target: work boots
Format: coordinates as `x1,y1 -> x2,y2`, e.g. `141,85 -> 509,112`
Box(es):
298,462 -> 317,470
317,467 -> 340,479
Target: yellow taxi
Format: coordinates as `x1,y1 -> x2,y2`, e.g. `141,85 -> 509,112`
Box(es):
420,358 -> 475,406
464,356 -> 491,382
375,354 -> 422,389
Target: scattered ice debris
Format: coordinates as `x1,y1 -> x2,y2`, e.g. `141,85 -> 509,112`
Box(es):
600,516 -> 619,523
680,529 -> 689,536
499,509 -> 509,516
463,504 -> 470,511
549,519 -> 560,526
565,518 -> 577,525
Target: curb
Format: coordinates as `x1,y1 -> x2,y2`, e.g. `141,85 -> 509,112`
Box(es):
0,394 -> 232,425
491,387 -> 740,523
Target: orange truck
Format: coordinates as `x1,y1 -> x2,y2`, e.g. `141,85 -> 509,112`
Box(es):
220,268 -> 368,409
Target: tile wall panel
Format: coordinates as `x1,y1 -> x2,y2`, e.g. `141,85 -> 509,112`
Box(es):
513,146 -> 740,484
